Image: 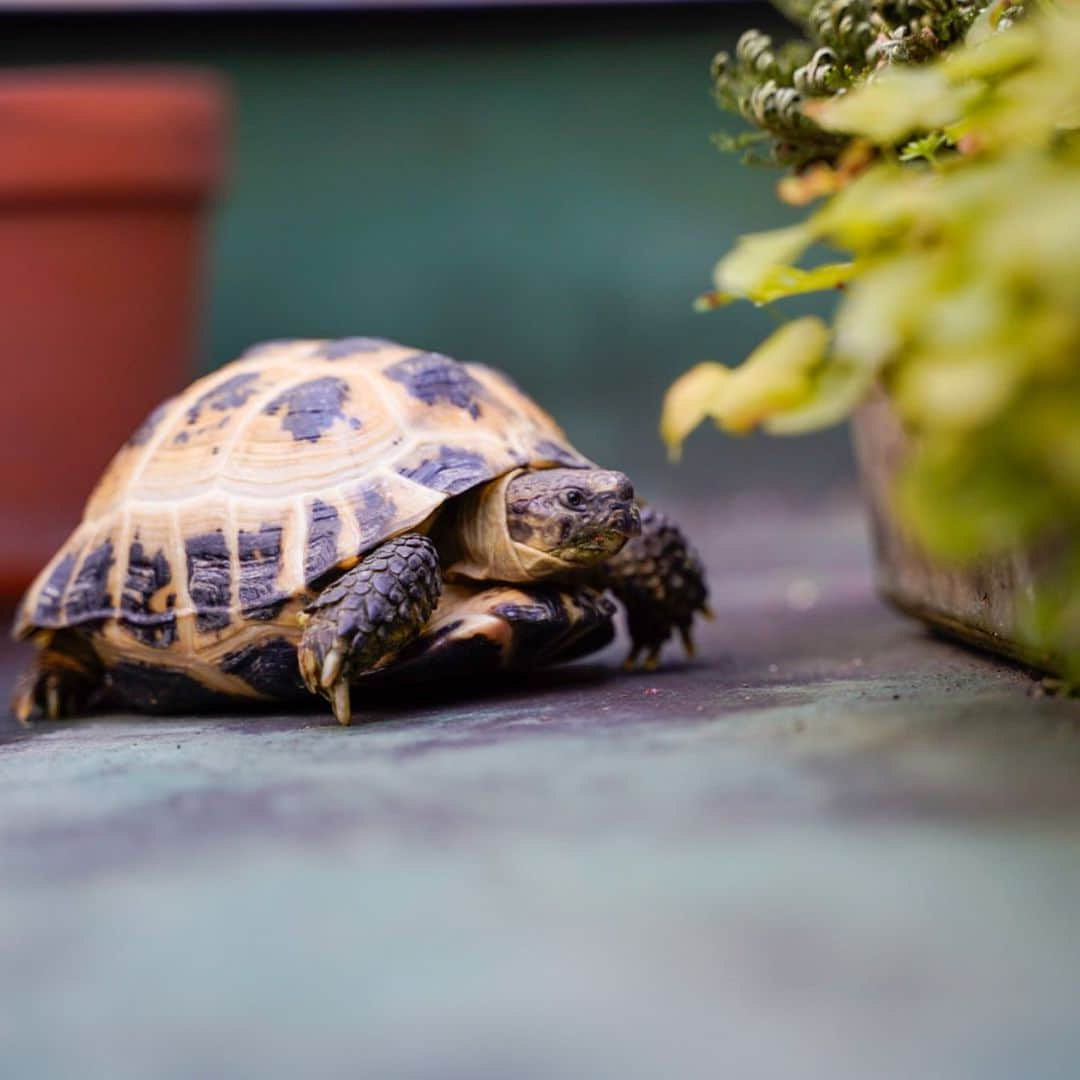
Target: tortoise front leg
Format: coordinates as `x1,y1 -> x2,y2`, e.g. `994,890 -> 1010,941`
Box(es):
598,507 -> 711,670
298,534 -> 441,724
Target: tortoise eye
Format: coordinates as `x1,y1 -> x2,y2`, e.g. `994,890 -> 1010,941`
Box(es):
561,489 -> 587,510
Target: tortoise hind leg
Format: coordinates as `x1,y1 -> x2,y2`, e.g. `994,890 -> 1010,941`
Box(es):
357,583 -> 616,690
11,630 -> 104,724
298,534 -> 442,725
488,585 -> 616,670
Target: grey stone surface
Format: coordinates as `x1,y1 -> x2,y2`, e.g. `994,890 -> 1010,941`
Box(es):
3,497 -> 1079,1079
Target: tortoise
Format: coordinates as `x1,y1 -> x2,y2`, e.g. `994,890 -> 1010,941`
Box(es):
12,337 -> 708,725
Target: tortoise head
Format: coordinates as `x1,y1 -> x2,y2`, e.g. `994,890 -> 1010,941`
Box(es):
505,467 -> 640,567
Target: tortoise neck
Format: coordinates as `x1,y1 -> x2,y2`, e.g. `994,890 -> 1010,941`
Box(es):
445,471 -> 579,584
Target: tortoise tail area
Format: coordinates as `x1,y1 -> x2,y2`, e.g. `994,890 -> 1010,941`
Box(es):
10,628 -> 283,721
11,629 -> 105,724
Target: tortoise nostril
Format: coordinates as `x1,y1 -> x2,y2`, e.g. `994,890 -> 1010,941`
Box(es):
608,506 -> 641,537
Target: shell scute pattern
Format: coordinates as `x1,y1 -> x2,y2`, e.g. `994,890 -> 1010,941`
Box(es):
63,530 -> 115,625
304,498 -> 342,585
316,336 -> 395,360
261,375 -> 354,443
340,467 -> 461,563
384,351 -> 488,420
185,371 -> 261,425
120,539 -> 177,648
32,549 -> 79,626
236,519 -> 289,622
118,510 -> 181,649
396,444 -> 497,497
184,528 -> 232,634
344,477 -> 407,556
15,338 -> 588,670
221,367 -> 396,498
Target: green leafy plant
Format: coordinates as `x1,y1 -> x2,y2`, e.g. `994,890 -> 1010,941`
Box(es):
664,2 -> 1080,677
709,0 -> 997,167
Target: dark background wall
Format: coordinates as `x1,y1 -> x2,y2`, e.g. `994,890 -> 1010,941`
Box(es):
3,4 -> 853,499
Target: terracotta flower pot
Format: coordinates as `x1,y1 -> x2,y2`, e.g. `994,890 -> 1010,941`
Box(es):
0,68 -> 227,597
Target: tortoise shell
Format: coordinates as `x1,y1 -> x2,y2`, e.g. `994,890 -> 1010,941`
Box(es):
15,337 -> 591,697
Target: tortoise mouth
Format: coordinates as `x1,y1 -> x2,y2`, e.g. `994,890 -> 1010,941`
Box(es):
550,502 -> 640,564
551,540 -> 624,566
551,516 -> 637,565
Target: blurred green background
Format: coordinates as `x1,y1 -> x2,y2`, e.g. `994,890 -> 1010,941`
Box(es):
3,4 -> 851,497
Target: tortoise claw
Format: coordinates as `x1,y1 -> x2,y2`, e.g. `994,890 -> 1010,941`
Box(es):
320,645 -> 346,690
11,678 -> 36,727
623,645 -> 663,672
45,675 -> 62,721
330,681 -> 353,726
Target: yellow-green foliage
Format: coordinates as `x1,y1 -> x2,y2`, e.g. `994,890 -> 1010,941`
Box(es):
664,4 -> 1080,675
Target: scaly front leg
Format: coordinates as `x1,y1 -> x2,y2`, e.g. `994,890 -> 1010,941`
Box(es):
298,534 -> 441,724
599,507 -> 711,670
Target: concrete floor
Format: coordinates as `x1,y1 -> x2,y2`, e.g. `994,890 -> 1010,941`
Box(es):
3,497 -> 1079,1080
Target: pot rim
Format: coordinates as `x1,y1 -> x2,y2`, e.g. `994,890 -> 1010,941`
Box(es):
0,66 -> 228,204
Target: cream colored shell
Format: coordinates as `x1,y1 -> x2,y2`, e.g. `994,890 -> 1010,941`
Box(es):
15,338 -> 590,697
